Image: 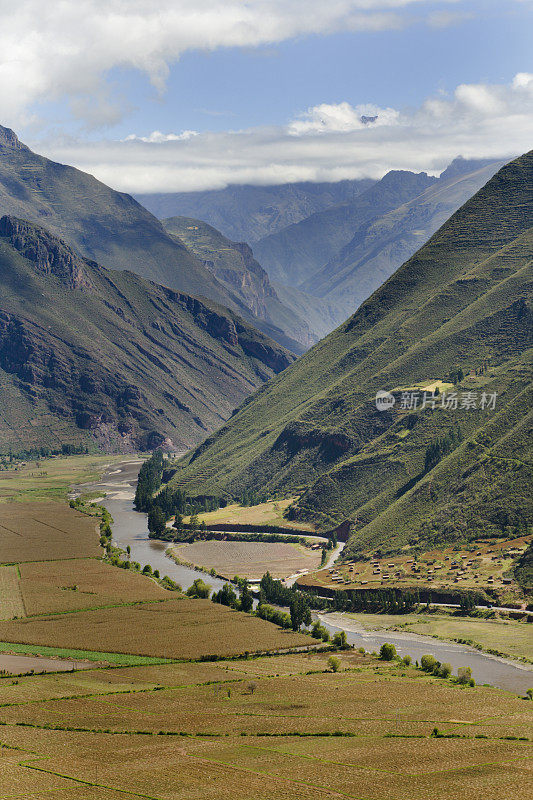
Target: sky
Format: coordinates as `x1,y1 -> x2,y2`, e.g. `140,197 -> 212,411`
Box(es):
1,0 -> 532,193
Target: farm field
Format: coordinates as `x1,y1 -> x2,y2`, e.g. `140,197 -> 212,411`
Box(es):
0,565 -> 25,620
0,598 -> 309,659
0,454 -> 125,504
328,611 -> 533,662
183,498 -> 316,531
18,558 -> 168,615
171,540 -> 321,579
299,535 -> 531,600
0,501 -> 101,564
0,650 -> 531,800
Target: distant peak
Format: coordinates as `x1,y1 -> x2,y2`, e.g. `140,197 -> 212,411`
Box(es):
0,124 -> 28,151
439,155 -> 502,182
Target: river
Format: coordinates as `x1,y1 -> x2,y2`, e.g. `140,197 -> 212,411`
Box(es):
80,459 -> 533,695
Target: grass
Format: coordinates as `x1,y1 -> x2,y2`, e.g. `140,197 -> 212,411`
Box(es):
0,641 -> 172,666
183,498 -> 316,530
0,455 -> 124,504
330,611 -> 533,662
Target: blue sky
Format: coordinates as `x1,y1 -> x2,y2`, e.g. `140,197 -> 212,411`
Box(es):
94,2 -> 533,139
2,0 -> 532,192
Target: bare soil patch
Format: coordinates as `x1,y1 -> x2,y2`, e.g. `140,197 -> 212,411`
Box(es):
172,540 -> 321,579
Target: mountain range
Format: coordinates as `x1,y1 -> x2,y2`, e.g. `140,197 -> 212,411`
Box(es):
167,152 -> 533,555
0,215 -> 294,454
0,125 -> 310,352
140,157 -> 507,335
136,178 -> 375,244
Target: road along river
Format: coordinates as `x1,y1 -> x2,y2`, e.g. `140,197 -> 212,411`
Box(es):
79,459 -> 532,695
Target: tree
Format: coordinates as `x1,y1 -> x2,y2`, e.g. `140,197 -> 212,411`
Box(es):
239,582 -> 254,613
402,655 -> 412,666
247,681 -> 258,695
289,594 -> 311,631
332,630 -> 348,649
379,642 -> 396,661
212,583 -> 238,607
186,578 -> 211,599
147,506 -> 166,537
327,655 -> 340,673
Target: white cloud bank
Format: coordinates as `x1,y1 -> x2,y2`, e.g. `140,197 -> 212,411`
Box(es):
33,73 -> 533,193
0,0 -> 459,127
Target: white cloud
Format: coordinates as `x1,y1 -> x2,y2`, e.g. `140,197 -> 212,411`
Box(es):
32,73 -> 533,194
0,0 -> 462,127
124,130 -> 198,143
289,102 -> 400,134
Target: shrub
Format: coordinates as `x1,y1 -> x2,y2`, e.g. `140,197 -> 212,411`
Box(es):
186,578 -> 211,599
379,643 -> 397,661
457,666 -> 473,685
421,654 -> 437,672
327,656 -> 341,673
402,655 -> 412,666
437,662 -> 452,679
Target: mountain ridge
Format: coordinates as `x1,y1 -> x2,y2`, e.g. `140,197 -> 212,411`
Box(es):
168,152 -> 532,555
0,215 -> 295,453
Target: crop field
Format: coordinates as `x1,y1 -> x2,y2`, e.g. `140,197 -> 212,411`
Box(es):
0,598 -> 309,659
18,559 -> 168,615
171,540 -> 321,579
0,502 -> 101,564
0,565 -> 25,620
300,534 -> 531,597
0,651 -> 531,800
183,498 -> 316,531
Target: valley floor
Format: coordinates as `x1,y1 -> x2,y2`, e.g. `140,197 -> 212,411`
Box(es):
0,455 -> 531,799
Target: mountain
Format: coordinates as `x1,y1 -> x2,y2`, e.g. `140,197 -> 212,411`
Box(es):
0,216 -> 295,454
167,152 -> 533,556
300,158 -> 507,323
252,170 -> 438,288
0,125 -> 303,351
161,216 -> 316,352
136,179 -> 375,243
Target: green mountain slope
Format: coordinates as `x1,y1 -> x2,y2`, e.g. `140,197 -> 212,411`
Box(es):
301,158 -> 506,323
136,179 -> 375,243
0,125 -> 306,351
0,126 -> 234,306
169,152 -> 532,555
0,216 -> 294,454
252,170 -> 437,287
161,216 -> 316,352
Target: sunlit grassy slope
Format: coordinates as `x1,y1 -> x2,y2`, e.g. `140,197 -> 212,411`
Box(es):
169,152 -> 532,554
